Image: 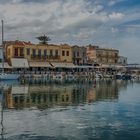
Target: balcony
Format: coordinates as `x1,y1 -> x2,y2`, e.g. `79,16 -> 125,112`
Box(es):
31,55 -> 60,60
14,54 -> 24,58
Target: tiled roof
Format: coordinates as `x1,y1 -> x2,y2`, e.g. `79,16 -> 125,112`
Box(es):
5,40 -> 33,46
14,41 -> 33,46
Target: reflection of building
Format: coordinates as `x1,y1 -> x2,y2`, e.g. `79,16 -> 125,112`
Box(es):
87,45 -> 119,65
4,82 -> 121,109
72,45 -> 87,65
86,87 -> 96,103
5,84 -> 86,109
95,81 -> 119,101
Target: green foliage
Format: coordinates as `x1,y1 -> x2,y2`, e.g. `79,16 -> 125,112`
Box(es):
36,35 -> 51,44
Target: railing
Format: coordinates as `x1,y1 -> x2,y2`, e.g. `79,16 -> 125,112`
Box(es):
31,55 -> 60,60
14,55 -> 24,58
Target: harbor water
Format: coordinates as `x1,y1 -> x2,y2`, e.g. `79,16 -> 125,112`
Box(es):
0,80 -> 140,140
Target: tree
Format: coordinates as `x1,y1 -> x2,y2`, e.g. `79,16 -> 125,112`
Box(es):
36,34 -> 51,45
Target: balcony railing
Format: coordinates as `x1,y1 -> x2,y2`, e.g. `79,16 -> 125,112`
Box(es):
97,54 -> 118,58
31,55 -> 60,60
14,54 -> 24,58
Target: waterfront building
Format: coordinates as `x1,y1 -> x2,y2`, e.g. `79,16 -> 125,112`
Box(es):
118,56 -> 127,65
87,45 -> 119,65
72,45 -> 87,65
6,41 -> 74,69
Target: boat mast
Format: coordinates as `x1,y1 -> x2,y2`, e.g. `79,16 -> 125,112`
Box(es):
1,20 -> 4,73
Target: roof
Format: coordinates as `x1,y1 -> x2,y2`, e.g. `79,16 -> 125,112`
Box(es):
11,58 -> 29,68
5,40 -> 33,46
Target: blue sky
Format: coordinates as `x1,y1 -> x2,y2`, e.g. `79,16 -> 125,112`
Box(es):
0,0 -> 140,63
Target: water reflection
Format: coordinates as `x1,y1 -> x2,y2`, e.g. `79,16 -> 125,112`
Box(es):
1,80 -> 130,110
0,80 -> 140,140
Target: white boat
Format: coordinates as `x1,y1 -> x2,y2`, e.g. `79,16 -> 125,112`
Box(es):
65,74 -> 76,82
0,73 -> 20,80
53,74 -> 64,82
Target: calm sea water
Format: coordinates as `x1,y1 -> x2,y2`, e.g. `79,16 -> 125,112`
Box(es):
0,80 -> 140,140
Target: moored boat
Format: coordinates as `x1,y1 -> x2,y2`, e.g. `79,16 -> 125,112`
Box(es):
0,73 -> 20,80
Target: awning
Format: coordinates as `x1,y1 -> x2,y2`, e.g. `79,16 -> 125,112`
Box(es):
29,61 -> 51,68
50,62 -> 75,68
74,65 -> 94,68
0,62 -> 12,69
11,58 -> 29,68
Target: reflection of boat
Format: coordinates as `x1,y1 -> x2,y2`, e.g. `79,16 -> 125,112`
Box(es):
65,74 -> 76,82
95,73 -> 102,80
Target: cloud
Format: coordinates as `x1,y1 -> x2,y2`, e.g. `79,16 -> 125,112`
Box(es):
108,0 -> 125,6
109,12 -> 124,20
0,0 -> 140,62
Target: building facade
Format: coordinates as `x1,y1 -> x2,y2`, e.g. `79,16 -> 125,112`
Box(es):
87,45 -> 119,65
72,45 -> 87,65
118,56 -> 127,65
6,42 -> 72,63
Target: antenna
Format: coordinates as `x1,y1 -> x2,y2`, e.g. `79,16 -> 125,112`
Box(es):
1,20 -> 4,73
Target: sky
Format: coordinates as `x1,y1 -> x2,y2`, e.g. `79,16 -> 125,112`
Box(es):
0,0 -> 140,63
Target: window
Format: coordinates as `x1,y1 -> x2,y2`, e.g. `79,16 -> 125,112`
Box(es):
66,51 -> 69,56
44,50 -> 47,56
73,52 -> 76,57
26,48 -> 30,55
62,95 -> 65,102
20,48 -> 24,57
77,52 -> 79,57
50,50 -> 53,56
115,53 -> 118,57
14,48 -> 18,56
62,51 -> 65,56
55,50 -> 58,56
38,49 -> 41,56
83,52 -> 85,57
32,49 -> 36,56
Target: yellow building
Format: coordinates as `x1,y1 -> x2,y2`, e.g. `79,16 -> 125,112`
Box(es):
6,41 -> 73,68
6,41 -> 72,62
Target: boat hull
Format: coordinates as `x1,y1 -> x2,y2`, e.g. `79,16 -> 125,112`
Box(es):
0,73 -> 20,80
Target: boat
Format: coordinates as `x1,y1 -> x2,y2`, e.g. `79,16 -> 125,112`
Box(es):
0,20 -> 19,80
52,73 -> 64,82
0,73 -> 19,80
115,73 -> 131,80
65,74 -> 76,82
